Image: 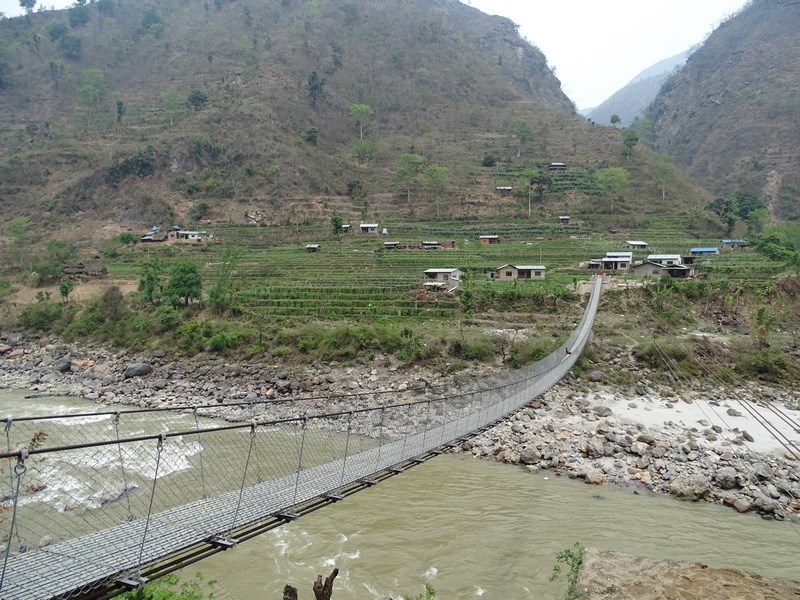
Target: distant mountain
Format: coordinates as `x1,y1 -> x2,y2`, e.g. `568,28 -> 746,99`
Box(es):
587,51 -> 688,127
650,0 -> 800,221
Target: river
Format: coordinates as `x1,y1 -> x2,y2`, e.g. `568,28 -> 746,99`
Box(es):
2,391 -> 798,599
179,448 -> 800,598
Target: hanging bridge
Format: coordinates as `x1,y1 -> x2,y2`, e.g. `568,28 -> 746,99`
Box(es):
0,277 -> 602,600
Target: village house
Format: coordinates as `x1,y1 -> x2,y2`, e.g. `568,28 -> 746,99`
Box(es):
423,268 -> 463,290
559,215 -> 570,224
383,241 -> 401,250
479,235 -> 500,245
646,254 -> 682,266
633,261 -> 694,278
176,230 -> 207,242
421,241 -> 442,250
622,240 -> 649,250
305,244 -> 320,253
494,264 -> 547,281
140,231 -> 169,243
359,223 -> 379,235
548,162 -> 567,171
495,186 -> 513,196
720,239 -> 747,250
340,224 -> 351,234
690,247 -> 720,256
62,263 -> 108,277
587,251 -> 633,271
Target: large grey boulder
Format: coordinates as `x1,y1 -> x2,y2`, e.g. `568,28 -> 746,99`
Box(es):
53,357 -> 72,373
669,473 -> 710,501
714,466 -> 741,490
123,362 -> 153,379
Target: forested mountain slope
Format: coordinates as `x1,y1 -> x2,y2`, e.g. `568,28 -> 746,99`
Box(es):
649,0 -> 800,221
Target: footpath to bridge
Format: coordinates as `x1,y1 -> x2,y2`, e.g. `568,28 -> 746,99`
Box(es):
0,277 -> 602,599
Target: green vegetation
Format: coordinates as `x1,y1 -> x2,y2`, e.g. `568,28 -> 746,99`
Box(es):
549,542 -> 586,600
403,583 -> 437,600
117,573 -> 215,600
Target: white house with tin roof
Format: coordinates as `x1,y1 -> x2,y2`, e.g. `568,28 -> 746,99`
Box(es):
494,264 -> 547,281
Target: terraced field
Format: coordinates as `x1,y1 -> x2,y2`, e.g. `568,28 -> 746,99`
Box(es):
103,216 -> 787,322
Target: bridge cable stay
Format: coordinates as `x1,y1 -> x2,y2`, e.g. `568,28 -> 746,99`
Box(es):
128,433 -> 166,587
225,423 -> 256,545
691,347 -> 800,435
113,412 -> 134,521
0,276 -> 602,598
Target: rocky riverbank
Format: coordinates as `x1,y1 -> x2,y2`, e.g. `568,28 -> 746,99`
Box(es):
1,334 -> 799,521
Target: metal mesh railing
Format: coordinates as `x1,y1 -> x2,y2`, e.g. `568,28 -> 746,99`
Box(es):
0,277 -> 602,599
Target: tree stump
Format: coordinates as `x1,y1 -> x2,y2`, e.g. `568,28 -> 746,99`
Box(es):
283,585 -> 298,600
281,568 -> 338,599
313,568 -> 339,600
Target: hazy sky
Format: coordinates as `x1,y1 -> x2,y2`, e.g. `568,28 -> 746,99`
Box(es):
1,0 -> 751,108
465,0 -> 751,108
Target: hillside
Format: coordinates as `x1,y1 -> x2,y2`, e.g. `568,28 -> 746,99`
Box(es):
649,0 -> 800,221
587,51 -> 687,127
0,0 -> 719,245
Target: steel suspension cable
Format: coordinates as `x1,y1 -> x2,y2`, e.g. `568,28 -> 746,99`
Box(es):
651,339 -> 800,536
693,347 -> 800,432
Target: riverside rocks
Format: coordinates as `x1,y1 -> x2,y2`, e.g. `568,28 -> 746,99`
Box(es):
1,334 -> 799,522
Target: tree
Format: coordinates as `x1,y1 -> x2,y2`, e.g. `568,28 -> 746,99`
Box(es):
511,118 -> 533,158
208,246 -> 240,314
653,154 -> 676,203
19,0 -> 36,13
622,128 -> 638,158
59,279 -> 75,303
304,127 -> 319,145
187,89 -> 208,110
46,21 -> 68,43
161,86 -> 182,126
116,99 -> 125,123
32,239 -> 78,286
424,164 -> 449,219
352,139 -> 375,165
594,167 -> 629,212
331,212 -> 344,238
520,167 -> 540,217
307,71 -> 325,106
348,103 -> 373,140
610,114 -> 621,128
734,189 -> 764,219
394,153 -> 424,204
708,196 -> 738,235
78,69 -> 105,126
166,260 -> 202,306
746,207 -> 769,239
138,259 -> 165,304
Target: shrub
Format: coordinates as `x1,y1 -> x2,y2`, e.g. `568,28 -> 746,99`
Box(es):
21,293 -> 63,332
508,338 -> 557,368
737,348 -> 796,381
153,305 -> 183,333
449,336 -> 494,362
